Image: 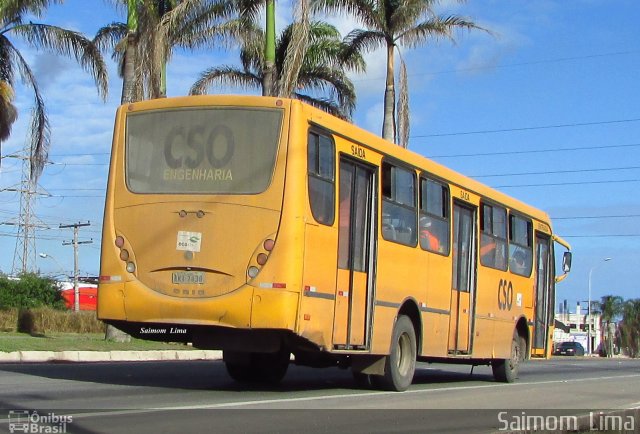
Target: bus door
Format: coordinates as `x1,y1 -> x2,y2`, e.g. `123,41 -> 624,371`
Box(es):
532,233 -> 552,355
333,158 -> 377,350
448,202 -> 477,354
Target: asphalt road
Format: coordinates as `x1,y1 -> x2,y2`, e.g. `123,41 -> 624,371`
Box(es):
0,357 -> 638,433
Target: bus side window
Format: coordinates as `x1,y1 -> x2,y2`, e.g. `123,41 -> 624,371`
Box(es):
419,177 -> 450,255
480,203 -> 508,270
381,162 -> 417,246
307,132 -> 335,225
509,214 -> 533,277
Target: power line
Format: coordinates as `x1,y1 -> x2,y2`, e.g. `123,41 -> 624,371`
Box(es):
553,214 -> 640,220
427,143 -> 640,159
472,165 -> 640,179
564,234 -> 640,238
412,117 -> 640,138
49,152 -> 110,157
494,179 -> 640,188
354,49 -> 640,82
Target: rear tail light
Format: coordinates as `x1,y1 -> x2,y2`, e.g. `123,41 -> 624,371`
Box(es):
247,237 -> 276,280
115,234 -> 136,275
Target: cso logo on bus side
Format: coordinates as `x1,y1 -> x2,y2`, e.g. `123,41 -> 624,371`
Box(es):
164,125 -> 235,169
498,279 -> 513,311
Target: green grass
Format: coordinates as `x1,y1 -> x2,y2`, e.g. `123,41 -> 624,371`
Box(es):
0,332 -> 196,352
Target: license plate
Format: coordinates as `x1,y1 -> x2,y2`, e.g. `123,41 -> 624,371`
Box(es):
172,271 -> 205,284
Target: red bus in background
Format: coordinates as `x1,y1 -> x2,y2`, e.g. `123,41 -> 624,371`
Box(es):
58,282 -> 98,311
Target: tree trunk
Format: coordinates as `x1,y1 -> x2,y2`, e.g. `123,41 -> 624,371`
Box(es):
382,43 -> 396,143
121,32 -> 137,104
262,0 -> 276,97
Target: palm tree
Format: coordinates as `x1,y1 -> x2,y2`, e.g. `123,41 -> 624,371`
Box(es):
190,20 -> 365,120
598,295 -> 623,357
312,0 -> 483,145
620,299 -> 640,358
96,0 -> 240,102
0,0 -> 108,181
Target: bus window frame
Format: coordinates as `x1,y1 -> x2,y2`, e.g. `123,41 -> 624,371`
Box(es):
307,129 -> 336,226
479,200 -> 508,271
418,175 -> 451,256
508,212 -> 534,278
381,159 -> 418,247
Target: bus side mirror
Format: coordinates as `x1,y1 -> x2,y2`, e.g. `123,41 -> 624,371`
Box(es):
562,252 -> 572,273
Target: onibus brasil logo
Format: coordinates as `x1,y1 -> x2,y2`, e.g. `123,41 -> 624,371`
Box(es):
8,410 -> 72,433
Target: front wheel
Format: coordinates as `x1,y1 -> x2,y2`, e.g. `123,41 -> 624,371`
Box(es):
372,315 -> 417,392
492,331 -> 524,383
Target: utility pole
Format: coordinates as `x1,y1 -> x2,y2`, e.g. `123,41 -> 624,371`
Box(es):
61,222 -> 92,312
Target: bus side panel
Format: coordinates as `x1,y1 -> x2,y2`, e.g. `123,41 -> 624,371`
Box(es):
97,283 -> 126,320
298,222 -> 338,350
250,288 -> 299,330
423,253 -> 453,357
372,242 -> 423,355
473,270 -> 501,357
370,305 -> 396,355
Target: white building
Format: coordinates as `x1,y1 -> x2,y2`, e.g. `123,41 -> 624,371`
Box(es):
554,301 -> 601,354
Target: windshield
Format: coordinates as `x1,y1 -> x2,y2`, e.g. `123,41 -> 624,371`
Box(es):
125,107 -> 283,194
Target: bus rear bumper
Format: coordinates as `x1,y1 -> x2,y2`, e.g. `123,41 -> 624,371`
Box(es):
98,281 -> 300,345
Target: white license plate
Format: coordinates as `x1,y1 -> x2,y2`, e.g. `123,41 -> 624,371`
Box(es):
172,271 -> 205,284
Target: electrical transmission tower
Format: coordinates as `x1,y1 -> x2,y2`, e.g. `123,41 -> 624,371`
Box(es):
3,141 -> 49,275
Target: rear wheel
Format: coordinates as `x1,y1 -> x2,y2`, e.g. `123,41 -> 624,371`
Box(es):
224,350 -> 290,384
371,315 -> 416,392
492,330 -> 524,383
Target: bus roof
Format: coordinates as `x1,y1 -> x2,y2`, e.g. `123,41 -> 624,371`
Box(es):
294,98 -> 553,227
118,95 -> 553,228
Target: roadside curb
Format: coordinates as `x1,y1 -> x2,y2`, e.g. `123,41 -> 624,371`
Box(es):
0,350 -> 223,363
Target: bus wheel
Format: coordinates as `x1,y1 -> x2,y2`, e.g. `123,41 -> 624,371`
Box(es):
372,315 -> 416,392
224,350 -> 290,384
492,330 -> 523,383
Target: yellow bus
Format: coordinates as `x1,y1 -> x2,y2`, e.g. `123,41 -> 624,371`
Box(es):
98,95 -> 572,391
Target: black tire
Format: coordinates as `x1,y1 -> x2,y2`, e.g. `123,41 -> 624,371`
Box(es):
372,315 -> 417,392
225,350 -> 290,384
492,330 -> 524,383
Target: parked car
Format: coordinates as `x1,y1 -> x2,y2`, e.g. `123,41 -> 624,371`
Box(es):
554,341 -> 585,356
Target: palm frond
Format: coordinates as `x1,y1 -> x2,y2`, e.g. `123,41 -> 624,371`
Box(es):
343,28 -> 386,59
0,0 -> 64,26
389,0 -> 436,35
7,42 -> 49,181
311,0 -> 382,31
295,93 -> 346,119
278,0 -> 310,97
12,23 -> 108,99
396,54 -> 409,148
297,67 -> 356,118
189,65 -> 261,95
0,35 -> 15,84
398,15 -> 486,47
93,22 -> 128,53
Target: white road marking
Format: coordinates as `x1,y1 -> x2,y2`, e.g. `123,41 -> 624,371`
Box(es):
1,373 -> 639,423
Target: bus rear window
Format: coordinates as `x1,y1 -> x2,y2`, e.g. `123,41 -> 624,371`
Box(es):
125,107 -> 283,194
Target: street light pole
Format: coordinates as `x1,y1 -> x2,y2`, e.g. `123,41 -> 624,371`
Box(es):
38,253 -> 65,277
587,257 -> 612,355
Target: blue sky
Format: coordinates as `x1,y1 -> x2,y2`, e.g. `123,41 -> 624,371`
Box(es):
1,0 -> 639,312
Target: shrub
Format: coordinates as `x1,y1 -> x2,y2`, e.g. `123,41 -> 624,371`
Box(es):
0,273 -> 66,310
